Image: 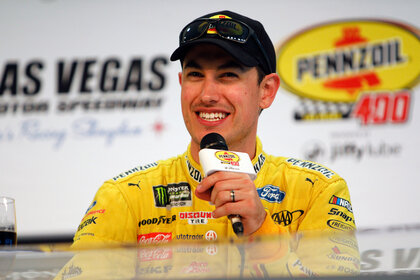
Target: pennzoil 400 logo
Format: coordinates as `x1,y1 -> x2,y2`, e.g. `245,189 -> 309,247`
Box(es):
215,151 -> 240,166
277,19 -> 420,125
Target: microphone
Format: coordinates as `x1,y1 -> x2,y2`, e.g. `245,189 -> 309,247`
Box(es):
199,133 -> 256,236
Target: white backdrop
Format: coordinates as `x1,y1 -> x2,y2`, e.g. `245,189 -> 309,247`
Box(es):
1,0 -> 419,237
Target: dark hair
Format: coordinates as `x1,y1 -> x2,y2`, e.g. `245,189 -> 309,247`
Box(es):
256,66 -> 266,85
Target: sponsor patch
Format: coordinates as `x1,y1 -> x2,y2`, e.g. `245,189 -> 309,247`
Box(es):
182,262 -> 209,274
327,246 -> 360,269
153,182 -> 192,207
186,157 -> 202,183
128,180 -> 141,190
176,246 -> 204,254
329,195 -> 353,212
137,232 -> 172,245
176,234 -> 204,240
272,210 -> 304,226
215,151 -> 240,166
327,219 -> 355,231
138,247 -> 173,262
137,265 -> 173,275
138,215 -> 176,227
84,200 -> 96,214
292,259 -> 318,277
253,153 -> 266,174
206,244 -> 218,256
286,158 -> 335,179
257,185 -> 286,203
328,207 -> 355,224
112,162 -> 158,181
77,216 -> 97,232
179,211 -> 214,225
81,209 -> 105,221
61,264 -> 82,280
329,234 -> 359,250
205,230 -> 218,241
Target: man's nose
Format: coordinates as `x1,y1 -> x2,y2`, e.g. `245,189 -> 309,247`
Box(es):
200,78 -> 220,104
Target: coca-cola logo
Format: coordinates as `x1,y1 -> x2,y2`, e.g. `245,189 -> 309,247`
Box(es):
138,247 -> 173,262
137,232 -> 172,245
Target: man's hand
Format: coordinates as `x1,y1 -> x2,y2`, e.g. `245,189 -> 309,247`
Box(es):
195,171 -> 266,236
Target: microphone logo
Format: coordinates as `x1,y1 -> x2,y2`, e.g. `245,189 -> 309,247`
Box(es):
215,151 -> 240,166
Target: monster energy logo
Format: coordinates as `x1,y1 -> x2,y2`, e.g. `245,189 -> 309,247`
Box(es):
153,182 -> 192,207
153,186 -> 169,207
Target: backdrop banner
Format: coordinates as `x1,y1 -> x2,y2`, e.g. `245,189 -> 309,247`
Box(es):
1,0 -> 419,238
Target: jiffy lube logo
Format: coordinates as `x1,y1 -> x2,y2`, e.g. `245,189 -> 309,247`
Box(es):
277,19 -> 420,125
215,151 -> 240,166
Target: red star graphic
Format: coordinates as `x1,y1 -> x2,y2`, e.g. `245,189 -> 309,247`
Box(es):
152,120 -> 165,134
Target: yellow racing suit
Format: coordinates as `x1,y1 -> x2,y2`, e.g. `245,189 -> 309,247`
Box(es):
69,137 -> 359,278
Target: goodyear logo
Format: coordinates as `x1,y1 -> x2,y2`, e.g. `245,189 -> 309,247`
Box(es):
277,19 -> 420,103
215,151 -> 240,165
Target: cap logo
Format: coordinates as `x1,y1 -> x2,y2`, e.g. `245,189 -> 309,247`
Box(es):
207,14 -> 231,34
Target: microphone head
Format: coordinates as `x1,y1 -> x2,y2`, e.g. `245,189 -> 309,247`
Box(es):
200,133 -> 228,150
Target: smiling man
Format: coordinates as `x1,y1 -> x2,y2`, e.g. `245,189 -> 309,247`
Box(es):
72,10 -> 356,248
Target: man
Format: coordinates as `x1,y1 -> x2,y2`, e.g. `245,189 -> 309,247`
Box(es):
73,10 -> 356,248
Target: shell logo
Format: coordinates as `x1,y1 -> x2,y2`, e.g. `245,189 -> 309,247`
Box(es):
277,19 -> 420,102
215,151 -> 240,164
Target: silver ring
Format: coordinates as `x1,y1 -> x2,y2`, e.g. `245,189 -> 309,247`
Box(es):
230,190 -> 235,202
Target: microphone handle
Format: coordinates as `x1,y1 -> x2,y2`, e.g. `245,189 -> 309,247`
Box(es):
228,214 -> 244,236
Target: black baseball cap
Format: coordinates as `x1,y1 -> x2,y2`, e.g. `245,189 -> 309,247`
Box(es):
170,10 -> 276,75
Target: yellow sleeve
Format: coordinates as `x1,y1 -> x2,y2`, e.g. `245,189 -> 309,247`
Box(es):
299,179 -> 356,232
71,182 -> 138,249
287,179 -> 360,277
247,179 -> 360,277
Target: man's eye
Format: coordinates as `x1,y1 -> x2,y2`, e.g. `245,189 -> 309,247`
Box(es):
221,72 -> 239,78
187,71 -> 203,77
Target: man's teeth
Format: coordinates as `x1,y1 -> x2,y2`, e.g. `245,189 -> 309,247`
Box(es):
199,112 -> 227,121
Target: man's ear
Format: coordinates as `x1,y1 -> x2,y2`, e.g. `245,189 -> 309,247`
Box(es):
178,72 -> 182,86
259,73 -> 280,109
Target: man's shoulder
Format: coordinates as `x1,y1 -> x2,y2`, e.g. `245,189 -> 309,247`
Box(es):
264,153 -> 342,182
109,153 -> 185,184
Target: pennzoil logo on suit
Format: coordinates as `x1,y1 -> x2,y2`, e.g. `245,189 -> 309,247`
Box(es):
153,182 -> 192,207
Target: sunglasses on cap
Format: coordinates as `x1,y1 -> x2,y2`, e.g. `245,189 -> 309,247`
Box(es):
180,18 -> 273,73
